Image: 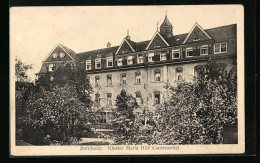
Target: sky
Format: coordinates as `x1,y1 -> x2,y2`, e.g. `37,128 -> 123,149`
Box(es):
10,5 -> 243,82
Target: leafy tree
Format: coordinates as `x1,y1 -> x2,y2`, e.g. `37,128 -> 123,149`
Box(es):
152,58 -> 237,144
21,81 -> 94,145
110,89 -> 142,144
15,57 -> 33,82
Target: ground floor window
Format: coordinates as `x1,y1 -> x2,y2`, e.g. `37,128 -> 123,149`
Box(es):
154,91 -> 160,104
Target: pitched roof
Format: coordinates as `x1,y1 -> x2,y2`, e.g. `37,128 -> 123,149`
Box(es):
73,24 -> 237,60
160,15 -> 173,28
59,44 -> 81,61
78,46 -> 119,60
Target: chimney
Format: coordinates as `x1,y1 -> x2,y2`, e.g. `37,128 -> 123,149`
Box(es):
107,42 -> 111,48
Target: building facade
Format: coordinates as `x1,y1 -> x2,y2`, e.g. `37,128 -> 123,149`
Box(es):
37,15 -> 237,124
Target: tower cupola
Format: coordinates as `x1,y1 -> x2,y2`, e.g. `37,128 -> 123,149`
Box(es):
160,13 -> 173,38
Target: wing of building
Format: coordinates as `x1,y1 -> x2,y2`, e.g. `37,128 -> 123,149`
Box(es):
36,14 -> 237,126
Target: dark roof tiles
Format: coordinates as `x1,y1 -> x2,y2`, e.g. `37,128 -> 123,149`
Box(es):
76,24 -> 236,60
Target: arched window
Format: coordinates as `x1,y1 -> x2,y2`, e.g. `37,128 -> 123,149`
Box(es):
135,72 -> 141,84
154,69 -> 161,81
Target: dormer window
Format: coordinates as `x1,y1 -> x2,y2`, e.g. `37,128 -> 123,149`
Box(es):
137,54 -> 143,64
95,58 -> 101,69
60,52 -> 65,58
200,45 -> 208,55
107,57 -> 113,67
86,60 -> 91,70
172,49 -> 180,59
193,37 -> 200,42
52,53 -> 58,58
117,58 -> 123,66
160,51 -> 167,61
127,56 -> 133,65
148,53 -> 154,62
214,42 -> 227,54
186,47 -> 194,57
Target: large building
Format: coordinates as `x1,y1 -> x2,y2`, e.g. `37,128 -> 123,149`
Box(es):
37,14 -> 237,124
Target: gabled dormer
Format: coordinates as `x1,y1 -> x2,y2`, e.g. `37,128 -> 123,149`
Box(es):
182,22 -> 212,44
115,38 -> 136,55
43,44 -> 78,62
146,31 -> 169,50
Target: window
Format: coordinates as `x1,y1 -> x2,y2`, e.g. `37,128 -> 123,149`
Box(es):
154,69 -> 161,82
135,91 -> 142,105
86,60 -> 91,70
200,45 -> 208,55
214,42 -> 227,54
117,58 -> 123,66
95,76 -> 100,87
48,64 -> 55,72
154,45 -> 160,48
52,53 -> 58,58
97,112 -> 106,123
122,49 -> 127,53
186,47 -> 194,57
95,59 -> 101,69
60,52 -> 65,58
127,56 -> 133,65
106,57 -> 113,67
160,51 -> 167,61
135,72 -> 141,84
121,73 -> 126,85
107,75 -> 112,86
154,91 -> 160,104
137,54 -> 144,64
148,53 -> 154,62
95,93 -> 100,105
193,37 -> 200,42
107,93 -> 112,106
176,67 -> 183,81
172,49 -> 180,59
194,65 -> 203,79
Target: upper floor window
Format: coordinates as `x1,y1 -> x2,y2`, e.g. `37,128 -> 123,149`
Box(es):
117,58 -> 123,66
86,60 -> 91,70
95,76 -> 100,87
48,63 -> 55,72
186,47 -> 194,57
154,69 -> 161,82
172,49 -> 180,59
135,72 -> 141,84
121,73 -> 127,85
107,75 -> 112,86
200,45 -> 208,55
52,53 -> 58,58
107,57 -> 113,67
127,56 -> 133,65
176,67 -> 183,81
137,54 -> 143,64
95,58 -> 101,69
160,51 -> 167,61
60,52 -> 65,58
95,93 -> 100,105
148,53 -> 154,62
107,93 -> 112,106
214,42 -> 227,54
